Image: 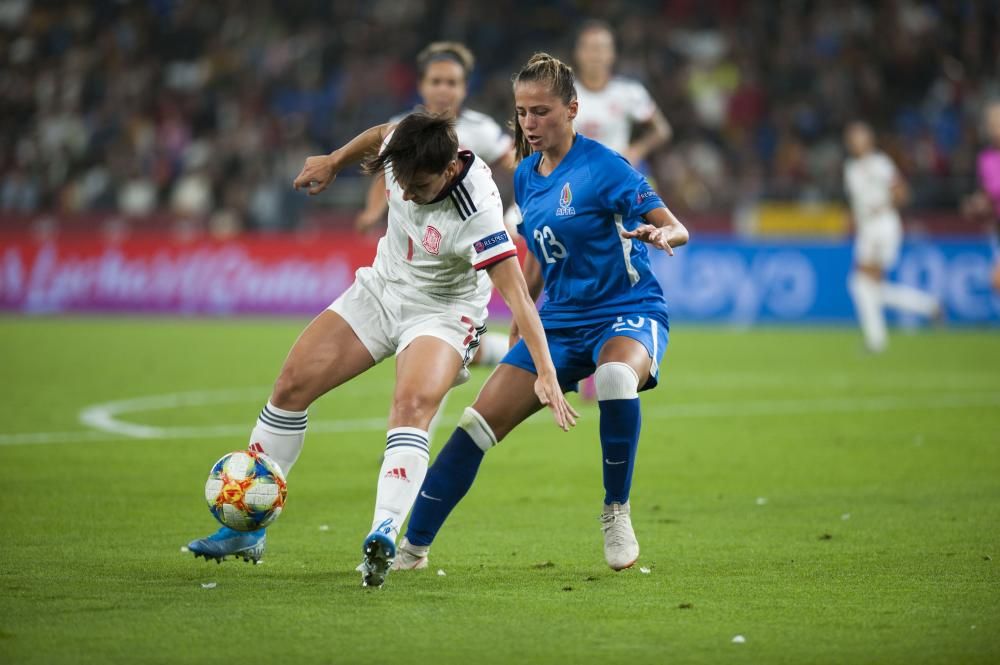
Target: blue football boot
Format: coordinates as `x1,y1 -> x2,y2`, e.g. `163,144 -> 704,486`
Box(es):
359,520 -> 396,587
187,526 -> 266,564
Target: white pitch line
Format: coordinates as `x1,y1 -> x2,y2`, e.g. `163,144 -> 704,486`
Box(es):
0,389 -> 998,447
77,387 -> 270,438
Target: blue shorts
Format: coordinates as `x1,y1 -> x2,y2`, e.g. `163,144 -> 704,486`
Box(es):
502,313 -> 669,393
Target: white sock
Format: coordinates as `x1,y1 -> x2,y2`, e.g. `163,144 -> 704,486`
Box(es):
849,272 -> 887,352
472,332 -> 509,367
248,401 -> 307,477
880,282 -> 939,317
370,427 -> 430,539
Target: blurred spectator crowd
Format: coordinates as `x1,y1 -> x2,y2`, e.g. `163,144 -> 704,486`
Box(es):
1,0 -> 998,230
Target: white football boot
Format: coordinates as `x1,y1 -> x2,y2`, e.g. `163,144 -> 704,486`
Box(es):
393,537 -> 430,570
600,501 -> 639,571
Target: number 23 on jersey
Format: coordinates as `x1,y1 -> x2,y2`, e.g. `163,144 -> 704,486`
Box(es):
533,225 -> 569,264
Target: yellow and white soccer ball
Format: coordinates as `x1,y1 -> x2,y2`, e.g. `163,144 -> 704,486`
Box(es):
204,450 -> 287,531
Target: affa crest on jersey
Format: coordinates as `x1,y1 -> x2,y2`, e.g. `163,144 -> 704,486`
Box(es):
422,225 -> 443,254
556,182 -> 576,217
560,182 -> 572,206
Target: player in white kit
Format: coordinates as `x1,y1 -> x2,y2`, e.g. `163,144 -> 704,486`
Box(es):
844,121 -> 941,353
185,112 -> 575,588
572,20 -> 671,164
357,41 -> 515,368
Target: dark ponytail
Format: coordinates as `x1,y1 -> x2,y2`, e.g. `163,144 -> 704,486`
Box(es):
511,53 -> 577,161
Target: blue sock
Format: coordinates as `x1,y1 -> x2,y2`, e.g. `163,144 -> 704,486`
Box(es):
405,427 -> 485,547
599,397 -> 641,504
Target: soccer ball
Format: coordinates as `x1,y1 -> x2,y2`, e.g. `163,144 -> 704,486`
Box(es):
204,450 -> 287,531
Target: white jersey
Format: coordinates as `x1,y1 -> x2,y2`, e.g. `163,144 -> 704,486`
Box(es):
573,77 -> 657,153
391,108 -> 513,165
373,148 -> 517,318
844,152 -> 901,227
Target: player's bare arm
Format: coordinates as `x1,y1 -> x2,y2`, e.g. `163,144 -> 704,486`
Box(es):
293,122 -> 394,196
507,250 -> 544,346
625,108 -> 671,165
891,174 -> 910,208
356,171 -> 389,231
486,256 -> 578,431
621,206 -> 689,255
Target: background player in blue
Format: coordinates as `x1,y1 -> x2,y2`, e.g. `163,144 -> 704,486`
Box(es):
395,53 -> 689,574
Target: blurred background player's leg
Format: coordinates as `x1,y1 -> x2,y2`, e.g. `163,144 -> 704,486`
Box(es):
880,282 -> 939,318
849,266 -> 888,353
877,222 -> 941,320
849,223 -> 892,353
849,220 -> 942,353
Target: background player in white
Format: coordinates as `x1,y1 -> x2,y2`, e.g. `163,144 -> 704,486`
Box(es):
844,121 -> 941,353
572,20 -> 672,164
186,112 -> 574,588
357,41 -> 516,368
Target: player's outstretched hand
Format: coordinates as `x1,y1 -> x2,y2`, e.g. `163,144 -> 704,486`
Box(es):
293,155 -> 338,196
621,223 -> 677,255
534,371 -> 578,432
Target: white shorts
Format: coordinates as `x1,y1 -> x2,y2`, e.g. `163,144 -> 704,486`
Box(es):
328,267 -> 486,366
854,219 -> 902,269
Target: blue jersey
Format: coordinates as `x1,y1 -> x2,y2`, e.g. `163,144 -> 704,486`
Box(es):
514,134 -> 668,328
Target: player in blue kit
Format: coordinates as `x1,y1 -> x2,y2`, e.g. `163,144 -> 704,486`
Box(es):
393,53 -> 689,573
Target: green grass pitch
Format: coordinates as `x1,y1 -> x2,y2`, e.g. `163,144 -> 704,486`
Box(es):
0,318 -> 998,664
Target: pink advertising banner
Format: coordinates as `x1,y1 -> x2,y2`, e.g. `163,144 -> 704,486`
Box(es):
0,231 -> 383,315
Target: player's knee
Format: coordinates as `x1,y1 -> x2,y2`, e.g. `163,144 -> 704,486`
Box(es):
458,407 -> 497,452
854,264 -> 882,281
849,271 -> 877,295
271,366 -> 311,411
594,362 -> 640,401
390,392 -> 439,426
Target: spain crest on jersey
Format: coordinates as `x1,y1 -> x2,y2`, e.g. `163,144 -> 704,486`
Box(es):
422,225 -> 443,254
